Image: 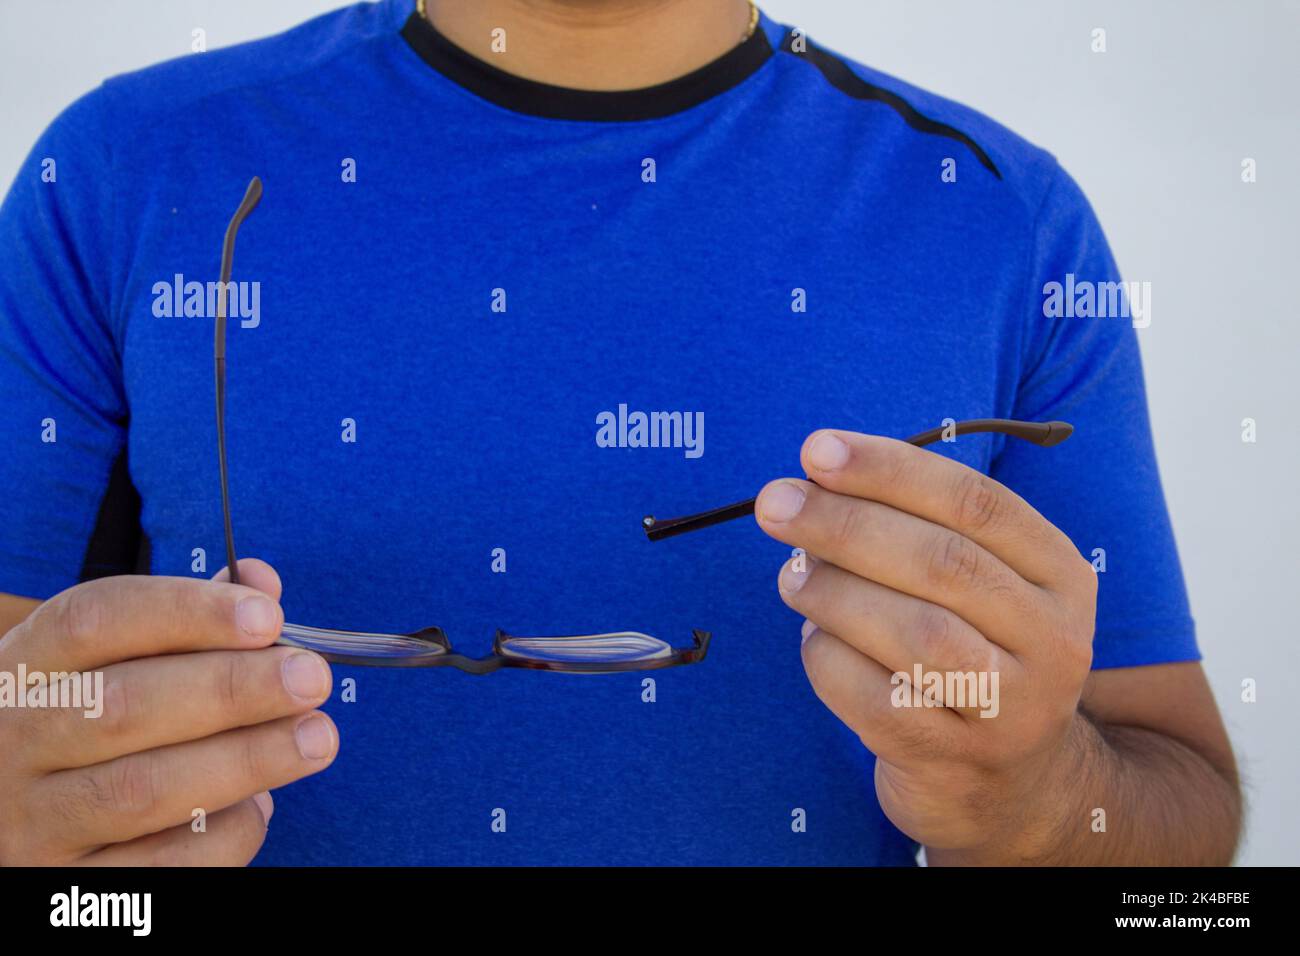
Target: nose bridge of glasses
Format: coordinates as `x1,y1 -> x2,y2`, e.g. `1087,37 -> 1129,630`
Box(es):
406,625 -> 452,651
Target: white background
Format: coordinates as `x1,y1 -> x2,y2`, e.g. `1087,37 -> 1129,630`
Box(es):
1,0 -> 1297,865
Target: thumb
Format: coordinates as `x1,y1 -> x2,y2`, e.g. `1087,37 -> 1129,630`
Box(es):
212,558 -> 283,602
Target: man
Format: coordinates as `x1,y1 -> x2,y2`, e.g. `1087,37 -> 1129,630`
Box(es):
0,0 -> 1239,865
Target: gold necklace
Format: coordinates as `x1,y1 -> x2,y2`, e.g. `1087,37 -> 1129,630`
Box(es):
417,1 -> 760,44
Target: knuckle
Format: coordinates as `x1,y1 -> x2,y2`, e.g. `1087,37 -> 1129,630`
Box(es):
98,673 -> 135,736
46,775 -> 97,829
926,533 -> 983,591
236,732 -> 272,786
1063,566 -> 1100,626
1060,630 -> 1095,677
878,442 -> 914,490
0,609 -> 32,662
913,606 -> 992,679
159,578 -> 204,631
1074,554 -> 1101,597
829,499 -> 871,552
59,584 -> 107,651
216,653 -> 247,716
912,604 -> 957,661
49,755 -> 155,831
953,471 -> 1003,536
106,752 -> 162,819
1,695 -> 49,759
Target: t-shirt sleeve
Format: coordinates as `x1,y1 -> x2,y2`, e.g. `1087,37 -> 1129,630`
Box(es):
990,162 -> 1198,670
0,87 -> 133,600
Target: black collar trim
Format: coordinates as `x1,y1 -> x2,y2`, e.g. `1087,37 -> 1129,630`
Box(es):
778,30 -> 1003,180
399,12 -> 773,122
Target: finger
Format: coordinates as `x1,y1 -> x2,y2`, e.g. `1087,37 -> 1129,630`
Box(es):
800,430 -> 1083,587
82,793 -> 272,867
1,573 -> 285,674
213,558 -> 283,602
757,479 -> 1049,653
801,625 -> 966,763
779,556 -> 1017,716
39,711 -> 337,850
23,647 -> 332,771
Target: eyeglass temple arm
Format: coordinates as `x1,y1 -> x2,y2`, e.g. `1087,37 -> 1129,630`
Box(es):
641,418 -> 1073,541
215,177 -> 263,587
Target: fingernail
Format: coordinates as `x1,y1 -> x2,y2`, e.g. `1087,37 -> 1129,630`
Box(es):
236,595 -> 280,639
253,790 -> 274,826
808,432 -> 850,472
759,481 -> 806,523
282,652 -> 329,700
801,619 -> 817,645
295,714 -> 335,760
779,559 -> 811,594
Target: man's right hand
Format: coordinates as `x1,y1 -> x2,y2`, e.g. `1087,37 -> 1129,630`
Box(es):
0,559 -> 337,865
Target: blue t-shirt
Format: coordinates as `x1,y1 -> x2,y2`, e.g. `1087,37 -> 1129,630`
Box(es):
0,0 -> 1197,865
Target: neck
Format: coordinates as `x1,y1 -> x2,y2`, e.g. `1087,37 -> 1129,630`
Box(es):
422,0 -> 755,91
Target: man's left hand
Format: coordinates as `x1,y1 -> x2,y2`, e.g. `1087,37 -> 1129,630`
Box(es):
755,428 -> 1099,860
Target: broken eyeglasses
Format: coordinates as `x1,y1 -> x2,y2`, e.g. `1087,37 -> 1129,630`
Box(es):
275,623 -> 710,673
213,179 -> 1072,671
